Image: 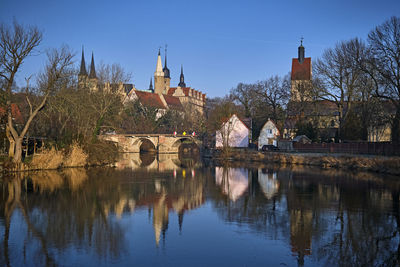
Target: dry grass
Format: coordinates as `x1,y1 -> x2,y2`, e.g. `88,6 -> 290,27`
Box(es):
30,147 -> 64,170
64,143 -> 88,167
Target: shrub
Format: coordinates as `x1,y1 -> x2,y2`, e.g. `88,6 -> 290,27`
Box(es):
84,140 -> 119,166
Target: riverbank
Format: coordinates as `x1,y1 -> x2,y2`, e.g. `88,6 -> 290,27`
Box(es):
203,149 -> 400,176
1,141 -> 118,173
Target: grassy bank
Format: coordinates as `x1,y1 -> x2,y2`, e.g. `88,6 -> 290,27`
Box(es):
2,141 -> 119,172
204,149 -> 400,176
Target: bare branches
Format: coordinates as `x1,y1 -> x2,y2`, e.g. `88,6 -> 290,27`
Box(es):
0,20 -> 42,86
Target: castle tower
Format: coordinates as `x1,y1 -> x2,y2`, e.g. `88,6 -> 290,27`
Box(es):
88,52 -> 98,92
78,47 -> 87,89
178,65 -> 186,87
290,39 -> 312,102
154,49 -> 165,95
163,47 -> 171,93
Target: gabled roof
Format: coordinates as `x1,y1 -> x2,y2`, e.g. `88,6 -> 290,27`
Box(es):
221,114 -> 251,130
261,119 -> 280,136
0,104 -> 23,124
163,94 -> 184,111
291,57 -> 311,80
134,90 -> 166,109
167,87 -> 191,96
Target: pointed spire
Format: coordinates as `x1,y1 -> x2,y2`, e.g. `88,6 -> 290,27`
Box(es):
79,46 -> 87,76
154,48 -> 164,77
178,65 -> 186,87
163,45 -> 170,78
149,77 -> 154,92
298,37 -> 305,64
89,52 -> 96,78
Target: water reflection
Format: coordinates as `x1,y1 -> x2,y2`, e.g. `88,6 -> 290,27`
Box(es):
115,152 -> 200,171
1,159 -> 400,266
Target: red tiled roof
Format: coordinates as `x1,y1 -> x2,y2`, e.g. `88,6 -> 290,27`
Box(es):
134,91 -> 166,109
0,104 -> 23,124
291,57 -> 311,80
163,94 -> 184,111
167,87 -> 177,95
167,87 -> 191,96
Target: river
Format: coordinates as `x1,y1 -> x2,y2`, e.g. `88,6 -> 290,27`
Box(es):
1,152 -> 399,266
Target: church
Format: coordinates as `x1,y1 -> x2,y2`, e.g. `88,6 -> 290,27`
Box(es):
77,48 -> 206,115
283,41 -> 341,141
283,41 -> 393,142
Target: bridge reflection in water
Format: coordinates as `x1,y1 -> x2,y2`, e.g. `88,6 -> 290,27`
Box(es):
115,152 -> 201,171
1,161 -> 400,266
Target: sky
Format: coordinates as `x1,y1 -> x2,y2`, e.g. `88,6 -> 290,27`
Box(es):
1,0 -> 399,98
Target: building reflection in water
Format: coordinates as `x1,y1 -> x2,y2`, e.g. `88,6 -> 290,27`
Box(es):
2,162 -> 400,266
215,167 -> 249,201
258,168 -> 279,199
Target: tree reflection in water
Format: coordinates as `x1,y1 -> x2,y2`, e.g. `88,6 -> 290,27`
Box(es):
0,162 -> 400,266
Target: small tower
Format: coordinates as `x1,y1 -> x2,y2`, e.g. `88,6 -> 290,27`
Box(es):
154,49 -> 165,95
78,47 -> 88,89
178,65 -> 186,87
163,46 -> 171,92
298,38 -> 305,64
88,52 -> 98,92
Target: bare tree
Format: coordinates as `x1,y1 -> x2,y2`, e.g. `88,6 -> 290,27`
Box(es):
254,75 -> 290,124
314,38 -> 366,140
2,34 -> 73,166
230,82 -> 254,118
0,20 -> 42,162
365,16 -> 400,143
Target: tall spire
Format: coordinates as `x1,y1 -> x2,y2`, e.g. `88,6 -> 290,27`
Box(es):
89,52 -> 96,78
154,48 -> 164,77
178,65 -> 186,87
79,46 -> 87,76
298,37 -> 305,64
163,45 -> 170,78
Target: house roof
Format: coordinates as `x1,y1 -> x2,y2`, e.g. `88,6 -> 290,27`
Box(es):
221,114 -> 251,130
134,90 -> 166,109
291,57 -> 311,80
0,104 -> 23,124
163,94 -> 184,111
261,119 -> 280,136
293,135 -> 311,142
287,100 -> 340,117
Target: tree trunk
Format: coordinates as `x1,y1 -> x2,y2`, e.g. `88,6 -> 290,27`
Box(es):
6,127 -> 15,158
13,138 -> 23,164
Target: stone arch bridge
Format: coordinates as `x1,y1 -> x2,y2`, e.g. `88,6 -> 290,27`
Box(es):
99,134 -> 201,153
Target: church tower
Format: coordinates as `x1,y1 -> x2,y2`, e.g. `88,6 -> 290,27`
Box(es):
88,52 -> 98,92
290,39 -> 312,102
154,49 -> 165,94
178,65 -> 186,87
78,47 -> 88,89
163,47 -> 171,92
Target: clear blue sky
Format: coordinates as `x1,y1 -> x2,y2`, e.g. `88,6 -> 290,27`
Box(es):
1,0 -> 399,98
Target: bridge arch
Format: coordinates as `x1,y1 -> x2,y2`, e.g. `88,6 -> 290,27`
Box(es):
171,137 -> 200,153
131,137 -> 156,152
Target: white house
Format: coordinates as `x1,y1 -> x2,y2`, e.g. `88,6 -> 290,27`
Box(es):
216,114 -> 249,148
258,119 -> 280,149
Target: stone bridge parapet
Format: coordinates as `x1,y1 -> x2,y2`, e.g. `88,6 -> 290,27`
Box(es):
99,134 -> 201,153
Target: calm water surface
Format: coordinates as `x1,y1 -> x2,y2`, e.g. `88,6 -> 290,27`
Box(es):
1,153 -> 400,266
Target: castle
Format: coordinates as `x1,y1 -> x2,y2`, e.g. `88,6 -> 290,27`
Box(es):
78,48 -> 206,115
